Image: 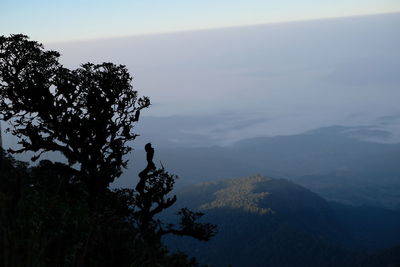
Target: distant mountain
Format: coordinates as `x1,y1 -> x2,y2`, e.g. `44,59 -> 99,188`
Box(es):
116,125 -> 400,210
163,176 -> 400,267
6,123 -> 400,210
296,171 -> 400,210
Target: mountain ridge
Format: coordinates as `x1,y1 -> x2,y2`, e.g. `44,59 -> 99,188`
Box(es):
115,125 -> 400,210
164,175 -> 400,266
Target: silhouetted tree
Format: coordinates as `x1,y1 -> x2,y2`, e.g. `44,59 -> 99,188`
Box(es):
1,149 -> 209,266
0,34 -> 150,192
0,34 -> 216,266
133,143 -> 216,241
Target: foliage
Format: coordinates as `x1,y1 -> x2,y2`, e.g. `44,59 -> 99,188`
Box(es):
131,143 -> 216,243
1,150 -> 206,266
0,34 -> 216,266
0,34 -> 150,192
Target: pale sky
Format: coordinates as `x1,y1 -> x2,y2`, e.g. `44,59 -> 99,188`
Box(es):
42,13 -> 399,145
1,0 -> 399,42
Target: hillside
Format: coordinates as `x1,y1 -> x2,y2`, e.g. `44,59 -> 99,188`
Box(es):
163,176 -> 400,267
116,125 -> 400,210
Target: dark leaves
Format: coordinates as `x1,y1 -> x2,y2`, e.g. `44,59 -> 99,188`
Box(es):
0,34 -> 150,191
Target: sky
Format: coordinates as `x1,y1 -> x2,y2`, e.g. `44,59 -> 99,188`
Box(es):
1,0 -> 400,42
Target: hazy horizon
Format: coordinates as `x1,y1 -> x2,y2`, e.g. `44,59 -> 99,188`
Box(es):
41,13 -> 400,146
1,13 -> 400,149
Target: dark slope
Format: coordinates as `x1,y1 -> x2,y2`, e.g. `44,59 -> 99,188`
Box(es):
163,176 -> 400,267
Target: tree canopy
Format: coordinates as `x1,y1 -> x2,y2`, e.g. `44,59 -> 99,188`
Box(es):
0,34 -> 216,266
0,34 -> 150,192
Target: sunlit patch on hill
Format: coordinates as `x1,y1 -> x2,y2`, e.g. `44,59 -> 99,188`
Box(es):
200,176 -> 273,214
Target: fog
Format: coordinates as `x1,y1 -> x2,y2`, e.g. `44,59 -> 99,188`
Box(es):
2,13 -> 400,149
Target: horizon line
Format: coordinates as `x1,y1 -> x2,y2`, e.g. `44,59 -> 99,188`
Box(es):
44,11 -> 400,45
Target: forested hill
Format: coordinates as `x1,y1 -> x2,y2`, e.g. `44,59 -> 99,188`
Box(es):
164,176 -> 400,267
